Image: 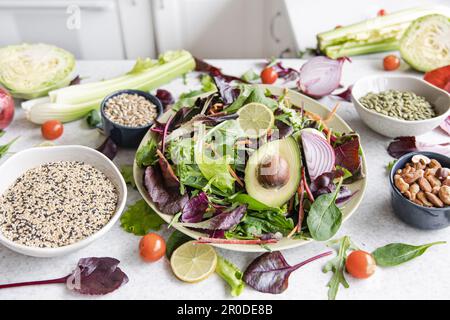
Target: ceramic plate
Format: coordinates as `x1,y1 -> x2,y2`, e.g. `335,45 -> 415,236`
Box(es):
134,86 -> 367,252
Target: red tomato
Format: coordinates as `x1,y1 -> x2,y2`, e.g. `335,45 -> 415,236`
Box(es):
261,67 -> 278,84
139,233 -> 166,262
345,250 -> 376,279
0,87 -> 15,130
41,120 -> 64,140
377,9 -> 387,16
383,55 -> 400,71
424,65 -> 450,93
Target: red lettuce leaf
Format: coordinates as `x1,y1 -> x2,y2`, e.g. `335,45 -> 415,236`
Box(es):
66,257 -> 128,295
274,120 -> 294,139
388,136 -> 450,158
182,205 -> 247,231
96,137 -> 118,161
144,165 -> 189,215
267,60 -> 300,82
155,89 -> 175,109
213,76 -> 240,105
181,192 -> 209,223
334,135 -> 361,174
243,251 -> 331,294
195,58 -> 246,83
157,153 -> 180,188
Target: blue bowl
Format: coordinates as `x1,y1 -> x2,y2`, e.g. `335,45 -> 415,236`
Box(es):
389,151 -> 450,230
100,90 -> 163,148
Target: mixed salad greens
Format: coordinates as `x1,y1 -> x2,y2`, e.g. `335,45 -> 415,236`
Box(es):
135,69 -> 364,245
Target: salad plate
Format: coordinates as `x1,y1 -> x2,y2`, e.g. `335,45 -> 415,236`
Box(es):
134,85 -> 367,252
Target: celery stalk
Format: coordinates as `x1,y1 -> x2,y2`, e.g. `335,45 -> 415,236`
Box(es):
325,39 -> 399,59
317,6 -> 449,58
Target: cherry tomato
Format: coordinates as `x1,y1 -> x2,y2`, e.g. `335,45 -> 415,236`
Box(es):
261,67 -> 278,84
41,120 -> 64,140
345,250 -> 376,279
383,55 -> 400,71
139,233 -> 166,262
377,9 -> 387,16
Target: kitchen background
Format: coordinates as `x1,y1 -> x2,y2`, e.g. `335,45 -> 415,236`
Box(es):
0,0 -> 447,60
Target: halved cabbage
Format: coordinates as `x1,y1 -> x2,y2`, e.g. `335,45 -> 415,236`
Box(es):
0,43 -> 75,99
400,14 -> 450,72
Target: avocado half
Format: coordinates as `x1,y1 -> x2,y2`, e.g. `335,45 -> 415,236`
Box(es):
244,137 -> 301,207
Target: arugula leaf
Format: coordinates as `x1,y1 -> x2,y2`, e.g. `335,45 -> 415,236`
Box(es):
120,199 -> 165,235
136,138 -> 158,168
323,236 -> 358,300
85,109 -> 101,128
372,241 -> 446,267
120,165 -> 136,189
166,230 -> 193,259
307,179 -> 343,241
216,255 -> 245,297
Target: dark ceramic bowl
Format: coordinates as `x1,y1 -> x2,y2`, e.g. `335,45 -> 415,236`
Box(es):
100,90 -> 163,148
389,151 -> 450,230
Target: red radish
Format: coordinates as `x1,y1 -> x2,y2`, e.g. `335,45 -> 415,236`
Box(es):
0,87 -> 14,130
301,130 -> 335,181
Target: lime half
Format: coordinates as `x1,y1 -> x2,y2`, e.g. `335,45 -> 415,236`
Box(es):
170,241 -> 217,283
237,102 -> 275,138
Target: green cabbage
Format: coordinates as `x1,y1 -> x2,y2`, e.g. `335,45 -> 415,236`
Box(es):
0,43 -> 75,99
400,14 -> 450,72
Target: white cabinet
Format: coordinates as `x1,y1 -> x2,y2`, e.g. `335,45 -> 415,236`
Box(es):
0,0 -> 156,59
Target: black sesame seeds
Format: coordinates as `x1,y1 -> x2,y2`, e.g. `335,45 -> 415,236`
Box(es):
0,161 -> 118,248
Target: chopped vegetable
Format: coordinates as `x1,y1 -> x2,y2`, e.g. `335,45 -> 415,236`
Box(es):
0,43 -> 75,99
120,199 -> 165,235
345,250 -> 376,279
400,14 -> 450,72
0,87 -> 14,130
298,56 -> 348,98
41,120 -> 63,140
243,251 -> 332,294
383,54 -> 401,71
372,241 -> 446,267
424,65 -> 450,93
23,50 -> 195,124
0,257 -> 128,295
317,7 -> 446,59
139,233 -> 166,262
216,255 -> 245,297
301,130 -> 335,181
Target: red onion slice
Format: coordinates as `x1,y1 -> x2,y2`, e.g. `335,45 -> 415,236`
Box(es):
301,131 -> 335,180
298,57 -> 349,98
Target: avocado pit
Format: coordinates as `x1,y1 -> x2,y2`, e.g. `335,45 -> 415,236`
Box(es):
257,154 -> 290,189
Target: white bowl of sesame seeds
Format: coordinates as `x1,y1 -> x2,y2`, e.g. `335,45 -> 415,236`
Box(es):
0,145 -> 127,257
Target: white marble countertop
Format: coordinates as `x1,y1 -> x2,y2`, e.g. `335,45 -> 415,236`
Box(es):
0,59 -> 449,300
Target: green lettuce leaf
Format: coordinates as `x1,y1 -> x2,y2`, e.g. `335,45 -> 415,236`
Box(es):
120,199 -> 165,235
120,165 -> 136,189
136,138 -> 158,168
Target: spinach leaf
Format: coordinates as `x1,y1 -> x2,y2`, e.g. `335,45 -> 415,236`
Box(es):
323,236 -> 358,300
229,193 -> 282,213
307,179 -> 343,241
216,255 -> 245,297
372,241 -> 446,267
120,199 -> 165,235
85,109 -> 101,128
136,138 -> 158,168
120,165 -> 136,189
231,211 -> 294,238
165,230 -> 193,259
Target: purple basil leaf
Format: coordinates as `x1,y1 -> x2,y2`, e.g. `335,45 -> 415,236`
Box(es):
182,205 -> 247,231
96,137 -> 118,160
332,85 -> 353,102
334,135 -> 361,174
268,61 -> 300,82
213,76 -> 240,105
144,165 -> 189,215
274,120 -> 294,139
195,57 -> 246,83
193,113 -> 239,126
158,155 -> 180,188
243,251 -> 331,294
181,192 -> 209,223
155,89 -> 175,109
66,257 -> 128,295
387,136 -> 418,158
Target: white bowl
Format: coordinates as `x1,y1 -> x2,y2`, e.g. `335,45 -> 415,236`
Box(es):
0,145 -> 127,257
352,75 -> 450,138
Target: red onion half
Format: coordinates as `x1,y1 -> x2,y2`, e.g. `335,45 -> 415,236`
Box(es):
298,57 -> 349,98
0,87 -> 14,130
301,131 -> 335,180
